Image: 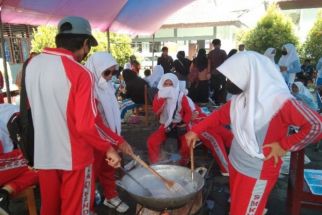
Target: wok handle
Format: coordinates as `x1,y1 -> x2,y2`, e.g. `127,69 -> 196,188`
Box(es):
116,180 -> 126,190
195,167 -> 207,178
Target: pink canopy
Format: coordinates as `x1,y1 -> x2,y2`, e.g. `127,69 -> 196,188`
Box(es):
1,0 -> 194,35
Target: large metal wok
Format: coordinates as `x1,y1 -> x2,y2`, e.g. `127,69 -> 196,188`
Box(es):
118,164 -> 206,211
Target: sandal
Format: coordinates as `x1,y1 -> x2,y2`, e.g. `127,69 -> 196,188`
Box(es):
103,196 -> 129,213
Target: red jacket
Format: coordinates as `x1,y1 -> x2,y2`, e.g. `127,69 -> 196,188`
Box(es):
153,94 -> 193,126
192,99 -> 322,179
25,48 -> 120,170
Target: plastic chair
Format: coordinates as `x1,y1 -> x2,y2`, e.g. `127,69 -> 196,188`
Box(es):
287,149 -> 322,215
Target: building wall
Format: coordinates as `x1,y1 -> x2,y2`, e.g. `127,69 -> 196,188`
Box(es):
133,25 -> 240,62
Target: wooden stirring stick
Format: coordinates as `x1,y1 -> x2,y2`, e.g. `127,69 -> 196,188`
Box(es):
129,152 -> 181,191
190,145 -> 195,181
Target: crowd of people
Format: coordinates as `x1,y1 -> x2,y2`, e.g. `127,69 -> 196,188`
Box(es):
0,15 -> 321,215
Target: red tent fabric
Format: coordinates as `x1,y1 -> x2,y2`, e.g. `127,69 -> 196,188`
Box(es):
1,0 -> 194,34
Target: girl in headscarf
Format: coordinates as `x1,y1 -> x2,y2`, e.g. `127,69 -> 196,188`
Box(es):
147,73 -> 191,164
292,81 -> 318,111
122,69 -> 147,104
173,51 -> 191,80
147,73 -> 231,174
85,52 -> 133,213
186,51 -> 322,215
278,43 -> 301,85
316,56 -> 322,86
146,65 -> 164,88
188,48 -> 210,103
264,48 -> 276,63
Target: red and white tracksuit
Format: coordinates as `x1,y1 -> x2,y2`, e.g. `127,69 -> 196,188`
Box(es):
0,146 -> 38,196
25,48 -> 123,215
194,109 -> 233,174
0,105 -> 38,195
148,95 -> 231,170
93,108 -> 124,200
147,94 -> 192,164
191,99 -> 322,215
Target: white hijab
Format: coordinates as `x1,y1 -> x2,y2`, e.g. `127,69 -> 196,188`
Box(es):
293,81 -> 314,101
85,52 -> 121,135
278,44 -> 300,84
157,73 -> 182,127
146,65 -> 164,88
317,57 -> 322,79
264,48 -> 276,63
217,51 -> 292,159
278,43 -> 299,67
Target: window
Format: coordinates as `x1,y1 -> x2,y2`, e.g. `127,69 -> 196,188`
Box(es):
149,41 -> 161,52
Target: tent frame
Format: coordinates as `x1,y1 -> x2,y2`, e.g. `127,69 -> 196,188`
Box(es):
0,6 -> 11,103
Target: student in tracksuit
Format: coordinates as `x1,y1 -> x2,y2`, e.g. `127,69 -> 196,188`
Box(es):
147,73 -> 191,164
85,52 -> 132,213
192,108 -> 233,175
25,17 -> 128,215
0,104 -> 38,215
147,73 -> 231,170
186,51 -> 322,215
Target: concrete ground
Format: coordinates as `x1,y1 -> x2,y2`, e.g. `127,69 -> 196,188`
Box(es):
9,119 -> 322,215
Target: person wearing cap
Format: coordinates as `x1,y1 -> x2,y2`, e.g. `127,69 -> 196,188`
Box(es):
25,16 -> 123,215
185,51 -> 322,215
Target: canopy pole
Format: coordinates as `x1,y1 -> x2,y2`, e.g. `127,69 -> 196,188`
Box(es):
151,34 -> 155,68
107,28 -> 111,53
0,8 -> 11,103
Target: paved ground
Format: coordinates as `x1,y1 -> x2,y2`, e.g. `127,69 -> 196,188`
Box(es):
9,119 -> 322,215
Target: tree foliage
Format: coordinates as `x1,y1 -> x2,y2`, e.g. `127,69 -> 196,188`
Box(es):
31,26 -> 57,53
302,10 -> 322,64
31,26 -> 133,66
241,4 -> 299,58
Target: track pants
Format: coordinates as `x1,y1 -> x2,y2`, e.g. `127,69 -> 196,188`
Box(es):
94,150 -> 117,200
0,166 -> 38,196
229,164 -> 277,215
199,127 -> 231,174
38,165 -> 95,215
0,149 -> 38,195
147,126 -> 189,164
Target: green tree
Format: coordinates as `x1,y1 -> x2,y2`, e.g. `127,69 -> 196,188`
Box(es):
31,26 -> 133,66
241,4 -> 299,59
91,31 -> 133,66
302,10 -> 322,65
31,25 -> 57,53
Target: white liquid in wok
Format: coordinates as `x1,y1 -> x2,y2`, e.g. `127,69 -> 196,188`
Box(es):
139,177 -> 198,198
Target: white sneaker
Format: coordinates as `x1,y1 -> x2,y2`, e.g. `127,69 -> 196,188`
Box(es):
221,172 -> 229,177
263,208 -> 268,215
103,196 -> 129,213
